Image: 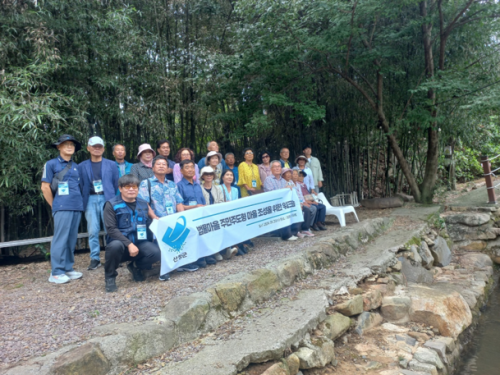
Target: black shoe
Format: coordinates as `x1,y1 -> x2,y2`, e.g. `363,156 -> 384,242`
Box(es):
317,223 -> 327,231
196,259 -> 207,268
205,256 -> 217,265
245,240 -> 254,248
238,244 -> 248,254
310,225 -> 320,231
159,273 -> 171,281
235,248 -> 245,256
88,259 -> 101,270
177,263 -> 199,272
127,262 -> 145,282
105,278 -> 117,293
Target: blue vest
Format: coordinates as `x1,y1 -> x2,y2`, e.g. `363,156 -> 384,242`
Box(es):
107,195 -> 149,244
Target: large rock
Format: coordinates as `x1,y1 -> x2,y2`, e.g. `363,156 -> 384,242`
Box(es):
360,197 -> 404,209
354,312 -> 383,335
459,253 -> 493,269
408,360 -> 438,375
334,295 -> 363,316
380,296 -> 412,323
409,245 -> 422,264
454,240 -> 487,252
444,213 -> 491,226
424,340 -> 447,364
409,284 -> 472,339
431,237 -> 452,267
213,281 -> 247,312
446,222 -> 497,242
52,343 -> 110,375
401,258 -> 434,284
320,313 -> 351,340
418,242 -> 434,270
162,292 -> 211,338
363,289 -> 382,311
244,269 -> 281,304
270,256 -> 311,287
413,347 -> 444,370
295,337 -> 335,369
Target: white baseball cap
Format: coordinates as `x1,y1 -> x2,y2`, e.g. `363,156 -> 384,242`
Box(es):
88,136 -> 104,146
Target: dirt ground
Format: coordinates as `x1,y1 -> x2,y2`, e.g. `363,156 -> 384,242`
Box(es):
0,206 -> 391,367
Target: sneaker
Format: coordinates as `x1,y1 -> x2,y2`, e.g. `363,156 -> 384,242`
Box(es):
196,259 -> 207,268
65,271 -> 83,280
310,225 -> 320,231
105,278 -> 117,292
317,223 -> 327,231
48,274 -> 70,284
296,232 -> 305,239
205,256 -> 217,265
177,263 -> 199,272
159,273 -> 171,281
287,235 -> 298,241
127,262 -> 145,282
238,243 -> 248,254
88,259 -> 101,270
302,230 -> 315,237
224,247 -> 238,259
214,253 -> 224,261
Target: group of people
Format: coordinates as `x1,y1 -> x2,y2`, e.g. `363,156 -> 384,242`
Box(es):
41,134 -> 325,292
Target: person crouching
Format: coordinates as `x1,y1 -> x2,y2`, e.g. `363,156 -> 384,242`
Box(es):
103,174 -> 161,292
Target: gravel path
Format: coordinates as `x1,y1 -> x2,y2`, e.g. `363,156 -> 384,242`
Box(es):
0,208 -> 389,366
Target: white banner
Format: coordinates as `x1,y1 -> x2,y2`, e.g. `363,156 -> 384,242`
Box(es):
150,189 -> 303,275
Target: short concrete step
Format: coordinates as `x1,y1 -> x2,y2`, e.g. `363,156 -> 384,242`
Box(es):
156,289 -> 329,375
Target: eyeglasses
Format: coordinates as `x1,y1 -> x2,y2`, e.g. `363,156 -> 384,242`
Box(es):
122,185 -> 139,190
245,152 -> 254,155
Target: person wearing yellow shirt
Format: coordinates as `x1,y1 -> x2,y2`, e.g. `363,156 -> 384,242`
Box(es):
237,148 -> 262,197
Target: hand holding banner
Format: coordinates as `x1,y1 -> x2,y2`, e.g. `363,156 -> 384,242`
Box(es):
150,189 -> 303,275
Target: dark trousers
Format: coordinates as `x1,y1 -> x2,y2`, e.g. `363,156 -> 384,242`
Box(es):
105,240 -> 161,279
301,206 -> 313,231
314,203 -> 327,223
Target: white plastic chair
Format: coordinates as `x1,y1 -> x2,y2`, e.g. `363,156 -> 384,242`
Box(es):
316,192 -> 359,227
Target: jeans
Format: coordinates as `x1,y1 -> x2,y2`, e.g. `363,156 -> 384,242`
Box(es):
104,240 -> 161,279
85,194 -> 106,260
301,206 -> 313,231
314,203 -> 326,223
306,205 -> 318,227
51,211 -> 81,276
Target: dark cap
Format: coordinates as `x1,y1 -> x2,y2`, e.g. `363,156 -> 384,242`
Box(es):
51,134 -> 81,152
298,169 -> 308,177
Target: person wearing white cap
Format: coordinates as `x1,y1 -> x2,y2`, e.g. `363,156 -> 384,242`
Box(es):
205,151 -> 223,185
130,143 -> 156,182
77,136 -> 119,270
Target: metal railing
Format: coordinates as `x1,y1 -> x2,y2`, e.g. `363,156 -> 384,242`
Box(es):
481,155 -> 500,204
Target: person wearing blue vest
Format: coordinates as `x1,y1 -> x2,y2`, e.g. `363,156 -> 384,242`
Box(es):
41,134 -> 84,284
78,136 -> 119,271
103,174 -> 163,292
113,143 -> 133,177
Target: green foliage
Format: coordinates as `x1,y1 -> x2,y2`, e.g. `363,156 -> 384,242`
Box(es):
453,147 -> 483,182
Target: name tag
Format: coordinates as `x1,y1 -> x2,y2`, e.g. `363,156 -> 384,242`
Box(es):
58,182 -> 69,196
251,180 -> 257,188
137,224 -> 147,240
189,201 -> 197,206
166,202 -> 174,215
93,180 -> 103,193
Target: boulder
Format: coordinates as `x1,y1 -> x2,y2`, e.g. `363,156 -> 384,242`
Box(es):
360,197 -> 404,209
444,213 -> 491,226
213,281 -> 247,312
424,340 -> 447,364
409,284 -> 472,339
410,245 -> 422,264
431,237 -> 452,267
285,354 -> 300,375
363,289 -> 382,311
401,258 -> 434,284
392,260 -> 402,271
334,295 -> 363,316
418,242 -> 434,270
354,312 -> 383,335
52,343 -> 110,375
261,362 -> 288,375
413,347 -> 444,370
380,296 -> 412,323
408,360 -> 438,375
454,240 -> 487,252
321,313 -> 351,340
446,222 -> 497,242
244,269 -> 281,304
295,337 -> 335,369
162,293 -> 210,337
459,253 -> 493,269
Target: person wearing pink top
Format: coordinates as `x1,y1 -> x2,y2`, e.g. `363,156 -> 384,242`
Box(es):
172,148 -> 200,183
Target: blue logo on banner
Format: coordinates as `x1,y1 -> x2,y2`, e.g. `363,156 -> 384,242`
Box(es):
162,216 -> 190,252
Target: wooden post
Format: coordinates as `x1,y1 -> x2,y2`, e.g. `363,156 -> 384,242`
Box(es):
481,155 -> 497,204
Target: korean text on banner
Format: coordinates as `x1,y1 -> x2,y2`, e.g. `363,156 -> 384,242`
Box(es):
149,188 -> 303,275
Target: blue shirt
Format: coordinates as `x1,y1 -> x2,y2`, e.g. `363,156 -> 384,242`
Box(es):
176,178 -> 206,205
42,156 -> 84,213
116,160 -> 133,178
138,176 -> 183,218
197,158 -> 206,170
263,175 -> 287,192
221,160 -> 239,184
